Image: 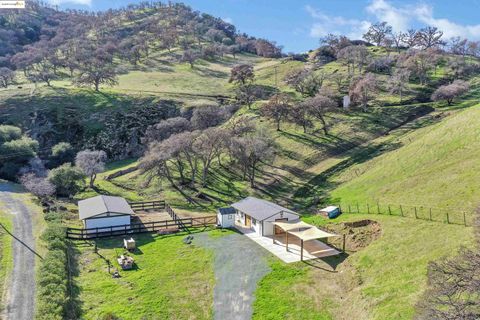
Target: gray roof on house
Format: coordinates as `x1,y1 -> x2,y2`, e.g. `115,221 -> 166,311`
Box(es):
218,207 -> 236,215
230,197 -> 299,221
78,195 -> 134,220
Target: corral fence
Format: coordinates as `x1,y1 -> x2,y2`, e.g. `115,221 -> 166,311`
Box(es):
66,200 -> 217,240
129,200 -> 165,211
335,202 -> 474,227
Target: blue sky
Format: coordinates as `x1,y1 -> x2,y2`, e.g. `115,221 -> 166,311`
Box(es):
48,0 -> 480,53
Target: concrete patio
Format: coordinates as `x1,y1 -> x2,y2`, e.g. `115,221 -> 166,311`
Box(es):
235,224 -> 340,263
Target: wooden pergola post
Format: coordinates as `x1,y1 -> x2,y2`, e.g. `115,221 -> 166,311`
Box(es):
286,231 -> 289,251
300,239 -> 304,261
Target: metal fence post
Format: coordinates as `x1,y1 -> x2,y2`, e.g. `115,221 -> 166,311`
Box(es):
400,205 -> 404,217
446,212 -> 450,224
356,203 -> 360,213
463,212 -> 467,226
377,203 -> 380,214
367,203 -> 370,214
414,207 -> 418,219
429,208 -> 432,221
388,205 -> 391,215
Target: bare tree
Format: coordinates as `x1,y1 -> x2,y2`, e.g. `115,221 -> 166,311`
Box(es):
284,69 -> 325,97
235,84 -> 262,109
143,117 -> 191,144
390,32 -> 405,52
231,133 -> 275,188
181,49 -> 200,68
229,64 -> 254,85
20,173 -> 56,199
191,106 -> 230,130
302,94 -> 337,135
290,102 -> 314,134
75,150 -> 107,187
363,22 -> 392,46
349,73 -> 377,111
403,29 -> 419,48
193,127 -> 228,186
416,212 -> 480,320
388,69 -> 411,102
337,45 -> 369,75
0,68 -> 15,88
431,80 -> 470,105
261,94 -> 291,131
416,26 -> 445,49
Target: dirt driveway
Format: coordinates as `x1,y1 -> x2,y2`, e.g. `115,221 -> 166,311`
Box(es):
0,183 -> 36,320
195,231 -> 271,320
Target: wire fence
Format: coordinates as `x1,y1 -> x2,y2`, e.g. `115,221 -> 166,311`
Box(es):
334,202 -> 474,227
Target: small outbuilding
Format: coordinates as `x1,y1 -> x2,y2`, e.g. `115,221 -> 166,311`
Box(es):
319,206 -> 341,219
217,207 -> 236,228
78,195 -> 134,230
230,197 -> 300,236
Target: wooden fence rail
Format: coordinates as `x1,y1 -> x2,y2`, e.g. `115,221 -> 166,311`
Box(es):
66,215 -> 217,240
335,202 -> 473,227
129,200 -> 165,211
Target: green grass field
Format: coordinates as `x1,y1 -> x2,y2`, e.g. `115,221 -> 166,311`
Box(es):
74,230 -> 216,320
330,104 -> 480,211
254,214 -> 474,320
0,210 -> 13,312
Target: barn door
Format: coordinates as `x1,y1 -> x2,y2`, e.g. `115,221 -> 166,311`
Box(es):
246,215 -> 251,227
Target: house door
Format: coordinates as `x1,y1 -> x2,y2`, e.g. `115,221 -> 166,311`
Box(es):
245,215 -> 251,228
274,218 -> 288,235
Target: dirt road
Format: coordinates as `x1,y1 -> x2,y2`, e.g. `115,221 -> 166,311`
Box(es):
0,183 -> 36,320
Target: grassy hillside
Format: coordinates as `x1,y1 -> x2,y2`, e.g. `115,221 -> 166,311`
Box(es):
329,104 -> 480,211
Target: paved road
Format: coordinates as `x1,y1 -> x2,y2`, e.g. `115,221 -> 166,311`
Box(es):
0,183 -> 36,320
196,232 -> 271,320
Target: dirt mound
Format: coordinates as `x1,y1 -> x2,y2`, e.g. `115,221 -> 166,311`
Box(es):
326,219 -> 381,251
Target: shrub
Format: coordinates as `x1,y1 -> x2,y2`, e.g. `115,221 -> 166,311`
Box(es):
48,163 -> 85,197
50,142 -> 75,167
36,224 -> 69,320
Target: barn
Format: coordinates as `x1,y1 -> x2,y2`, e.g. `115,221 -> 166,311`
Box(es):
231,197 -> 300,236
78,195 -> 134,230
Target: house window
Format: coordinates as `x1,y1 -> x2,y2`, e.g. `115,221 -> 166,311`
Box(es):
228,214 -> 233,220
252,218 -> 256,225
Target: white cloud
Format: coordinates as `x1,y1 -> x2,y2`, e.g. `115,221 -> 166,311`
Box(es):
366,0 -> 411,31
306,0 -> 480,41
222,17 -> 233,24
305,5 -> 371,39
48,0 -> 92,6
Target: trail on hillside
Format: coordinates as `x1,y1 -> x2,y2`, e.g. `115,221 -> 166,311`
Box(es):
0,183 -> 37,320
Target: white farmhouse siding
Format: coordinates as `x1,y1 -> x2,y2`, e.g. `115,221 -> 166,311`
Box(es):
85,215 -> 131,230
217,207 -> 236,228
230,197 -> 300,236
78,195 -> 134,232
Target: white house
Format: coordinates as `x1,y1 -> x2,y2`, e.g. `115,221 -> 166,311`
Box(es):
78,195 -> 134,230
217,207 -> 236,228
231,197 -> 300,236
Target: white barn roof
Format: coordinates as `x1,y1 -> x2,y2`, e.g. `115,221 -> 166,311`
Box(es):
78,195 -> 134,220
230,197 -> 299,221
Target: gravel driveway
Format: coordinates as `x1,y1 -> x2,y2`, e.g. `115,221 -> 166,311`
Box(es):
0,183 -> 36,320
195,231 -> 271,320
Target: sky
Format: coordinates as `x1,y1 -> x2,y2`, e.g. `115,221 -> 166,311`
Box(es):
46,0 -> 480,53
